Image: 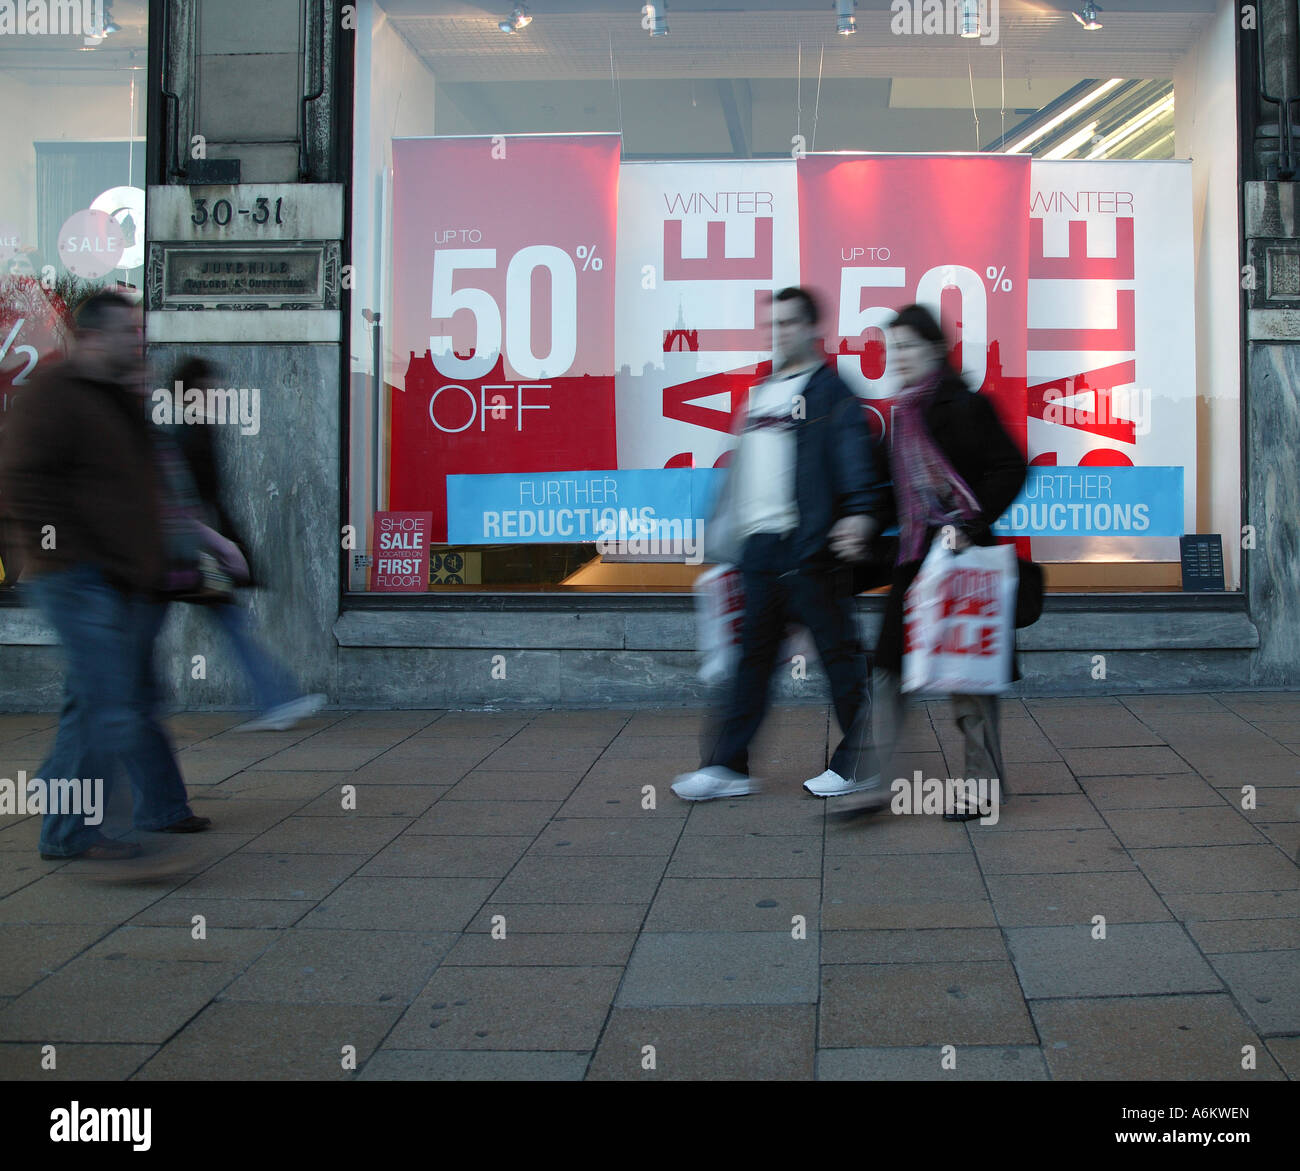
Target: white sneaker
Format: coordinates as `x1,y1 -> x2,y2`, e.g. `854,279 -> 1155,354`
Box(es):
803,769 -> 884,799
671,766 -> 758,802
234,693 -> 326,733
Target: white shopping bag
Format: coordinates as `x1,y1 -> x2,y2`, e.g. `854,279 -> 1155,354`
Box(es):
902,541 -> 1018,695
695,564 -> 745,684
693,564 -> 820,685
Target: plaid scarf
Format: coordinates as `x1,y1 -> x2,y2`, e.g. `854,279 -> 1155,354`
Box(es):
891,373 -> 981,565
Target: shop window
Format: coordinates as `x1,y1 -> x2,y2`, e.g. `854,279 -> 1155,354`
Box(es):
348,0 -> 1240,595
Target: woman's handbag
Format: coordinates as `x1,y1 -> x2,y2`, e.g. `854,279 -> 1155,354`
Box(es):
184,549 -> 237,603
1015,558 -> 1045,629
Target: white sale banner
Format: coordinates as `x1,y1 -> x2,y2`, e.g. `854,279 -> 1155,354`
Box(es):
614,160 -> 800,471
1026,160 -> 1196,561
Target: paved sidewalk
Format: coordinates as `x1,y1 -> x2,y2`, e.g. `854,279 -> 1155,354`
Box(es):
0,692 -> 1296,1081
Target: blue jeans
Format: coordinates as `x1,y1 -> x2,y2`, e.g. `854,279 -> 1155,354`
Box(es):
28,564 -> 193,856
206,601 -> 298,713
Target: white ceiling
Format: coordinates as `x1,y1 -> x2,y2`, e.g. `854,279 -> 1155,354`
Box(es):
389,4 -> 1214,81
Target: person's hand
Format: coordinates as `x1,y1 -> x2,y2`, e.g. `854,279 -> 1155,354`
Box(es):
942,523 -> 972,552
829,514 -> 878,561
197,523 -> 250,583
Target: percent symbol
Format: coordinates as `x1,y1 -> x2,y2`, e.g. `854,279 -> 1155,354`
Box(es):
575,244 -> 603,272
984,265 -> 1013,293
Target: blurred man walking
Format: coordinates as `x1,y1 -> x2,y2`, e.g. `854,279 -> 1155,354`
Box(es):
674,287 -> 890,802
0,291 -> 208,860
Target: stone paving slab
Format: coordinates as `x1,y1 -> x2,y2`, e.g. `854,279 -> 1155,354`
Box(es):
817,1045 -> 1050,1081
220,928 -> 454,1005
1100,806 -> 1269,849
823,810 -> 970,854
0,923 -> 111,997
132,1003 -> 399,1079
1130,844 -> 1300,893
407,798 -> 561,836
819,960 -> 1036,1047
665,834 -> 822,880
358,834 -> 534,878
300,876 -> 496,932
1264,1037 -> 1300,1079
0,1042 -> 156,1080
0,697 -> 1296,1081
462,903 -> 646,934
529,816 -> 681,856
0,945 -> 262,1043
1030,994 -> 1285,1080
823,851 -> 1000,930
1004,923 -> 1221,998
295,785 -> 442,819
1206,950 -> 1300,1036
984,871 -> 1172,928
359,1049 -> 588,1080
618,931 -> 818,1006
385,965 -> 622,1051
128,895 -> 312,930
491,856 -> 667,904
971,828 -> 1136,875
643,878 -> 819,932
1063,747 -> 1193,775
999,761 -> 1082,794
821,927 -> 1006,964
1080,774 -> 1226,810
1185,917 -> 1299,953
587,1005 -> 816,1080
441,932 -> 638,968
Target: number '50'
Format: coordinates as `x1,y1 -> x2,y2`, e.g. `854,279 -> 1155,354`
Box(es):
429,247 -> 577,381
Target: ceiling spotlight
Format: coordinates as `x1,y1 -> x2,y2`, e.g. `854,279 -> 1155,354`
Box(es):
1072,1 -> 1103,30
498,5 -> 531,33
959,0 -> 980,38
835,0 -> 856,36
644,3 -> 669,36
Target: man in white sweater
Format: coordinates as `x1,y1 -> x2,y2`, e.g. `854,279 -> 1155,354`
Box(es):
673,287 -> 890,803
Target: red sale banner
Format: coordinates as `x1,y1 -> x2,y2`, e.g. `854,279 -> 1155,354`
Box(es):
370,511 -> 433,592
388,134 -> 620,541
0,275 -> 71,405
796,154 -> 1030,454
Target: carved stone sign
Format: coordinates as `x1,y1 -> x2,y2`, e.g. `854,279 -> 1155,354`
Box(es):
145,183 -> 343,341
151,243 -> 339,310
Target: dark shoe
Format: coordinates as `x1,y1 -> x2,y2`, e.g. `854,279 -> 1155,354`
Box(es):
160,815 -> 212,834
943,807 -> 984,822
42,839 -> 142,861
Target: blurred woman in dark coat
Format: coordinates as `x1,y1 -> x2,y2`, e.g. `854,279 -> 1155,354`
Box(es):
869,304 -> 1028,819
167,358 -> 324,731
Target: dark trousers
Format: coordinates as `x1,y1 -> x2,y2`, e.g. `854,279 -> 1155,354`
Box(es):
702,533 -> 873,779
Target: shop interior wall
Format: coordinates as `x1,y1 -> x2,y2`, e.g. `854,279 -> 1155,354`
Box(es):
348,0 -> 437,590
0,69 -> 146,249
1174,0 -> 1242,589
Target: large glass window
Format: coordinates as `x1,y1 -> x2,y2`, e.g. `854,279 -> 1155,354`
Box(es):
0,0 -> 148,593
349,0 -> 1240,595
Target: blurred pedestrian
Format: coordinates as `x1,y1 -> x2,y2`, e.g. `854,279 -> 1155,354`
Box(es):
0,290 -> 209,860
163,357 -> 324,731
673,286 -> 890,802
864,304 -> 1028,819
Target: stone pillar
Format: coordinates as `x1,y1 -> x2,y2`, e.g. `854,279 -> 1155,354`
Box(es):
147,0 -> 347,710
1244,183 -> 1300,683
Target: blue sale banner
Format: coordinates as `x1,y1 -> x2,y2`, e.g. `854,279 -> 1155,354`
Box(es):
446,468 -> 723,545
992,466 -> 1184,537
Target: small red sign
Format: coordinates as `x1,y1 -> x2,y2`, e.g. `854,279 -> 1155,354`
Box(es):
370,511 -> 432,592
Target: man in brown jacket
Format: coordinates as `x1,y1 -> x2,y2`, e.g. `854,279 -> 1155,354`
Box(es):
0,290 -> 208,860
